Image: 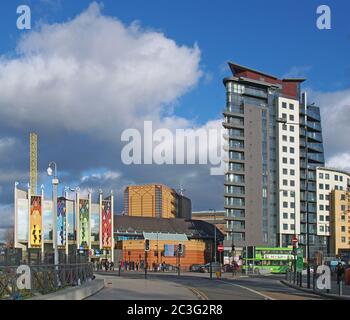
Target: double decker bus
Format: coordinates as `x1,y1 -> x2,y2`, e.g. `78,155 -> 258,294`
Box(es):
242,246 -> 294,274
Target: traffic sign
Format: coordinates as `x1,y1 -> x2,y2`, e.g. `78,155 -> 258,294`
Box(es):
218,244 -> 224,252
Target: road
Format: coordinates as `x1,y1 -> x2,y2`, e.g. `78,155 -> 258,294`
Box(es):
88,271 -> 326,300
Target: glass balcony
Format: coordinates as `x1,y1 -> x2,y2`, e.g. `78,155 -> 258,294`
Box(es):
307,131 -> 323,142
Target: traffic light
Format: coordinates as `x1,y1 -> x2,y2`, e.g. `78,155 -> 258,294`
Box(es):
178,243 -> 183,254
145,239 -> 150,252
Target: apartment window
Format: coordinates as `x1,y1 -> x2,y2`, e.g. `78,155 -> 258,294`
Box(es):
335,175 -> 339,181
283,168 -> 288,175
325,194 -> 330,200
283,180 -> 288,186
341,226 -> 346,232
342,237 -> 346,243
319,173 -> 324,179
282,113 -> 287,119
283,212 -> 288,219
290,202 -> 295,208
341,205 -> 346,211
325,184 -> 330,190
282,135 -> 287,142
340,176 -> 343,182
290,180 -> 295,187
282,124 -> 287,131
319,194 -> 324,200
341,194 -> 346,201
290,169 -> 295,176
320,226 -> 325,232
290,126 -> 294,132
289,104 -> 294,110
319,184 -> 324,190
325,174 -> 330,179
319,205 -> 324,210
291,224 -> 295,230
291,213 -> 295,220
341,215 -> 346,221
283,146 -> 288,153
283,202 -> 288,208
283,190 -> 288,197
290,147 -> 295,154
289,115 -> 294,121
283,224 -> 288,231
325,215 -> 330,221
290,136 -> 295,143
325,205 -> 330,211
283,158 -> 288,164
282,102 -> 287,108
319,215 -> 324,221
290,159 -> 295,165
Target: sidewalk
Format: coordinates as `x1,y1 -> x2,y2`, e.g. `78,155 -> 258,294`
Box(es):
282,274 -> 350,300
87,274 -> 200,300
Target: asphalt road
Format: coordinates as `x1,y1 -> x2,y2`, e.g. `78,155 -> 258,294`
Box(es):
90,271 -> 326,300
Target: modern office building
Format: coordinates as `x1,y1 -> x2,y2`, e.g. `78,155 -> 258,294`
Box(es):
330,189 -> 350,261
299,101 -> 326,257
124,184 -> 191,219
222,62 -> 328,261
316,167 -> 350,256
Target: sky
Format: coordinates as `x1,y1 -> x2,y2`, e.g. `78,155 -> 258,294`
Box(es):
0,0 -> 350,240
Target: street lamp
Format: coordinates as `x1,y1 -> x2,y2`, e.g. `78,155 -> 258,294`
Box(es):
277,100 -> 311,288
47,161 -> 59,266
209,209 -> 217,263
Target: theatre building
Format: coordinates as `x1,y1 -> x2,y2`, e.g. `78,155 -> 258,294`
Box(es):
114,215 -> 224,270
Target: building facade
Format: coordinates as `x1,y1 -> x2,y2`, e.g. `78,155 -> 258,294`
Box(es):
316,168 -> 350,256
191,211 -> 226,236
223,62 -> 305,258
299,100 -> 326,257
124,184 -> 191,219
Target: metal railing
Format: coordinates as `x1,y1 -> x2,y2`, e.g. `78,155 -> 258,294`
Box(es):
0,263 -> 94,300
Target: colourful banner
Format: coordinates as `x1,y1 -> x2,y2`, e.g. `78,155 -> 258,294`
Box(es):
101,200 -> 112,249
91,204 -> 100,243
30,196 -> 42,247
79,199 -> 89,248
57,198 -> 67,247
43,200 -> 53,241
17,199 -> 29,242
66,200 -> 75,241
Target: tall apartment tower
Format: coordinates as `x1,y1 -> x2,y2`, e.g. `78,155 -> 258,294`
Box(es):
223,62 -> 305,257
299,99 -> 326,257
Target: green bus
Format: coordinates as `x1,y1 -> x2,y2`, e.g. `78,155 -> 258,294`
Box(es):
242,246 -> 294,274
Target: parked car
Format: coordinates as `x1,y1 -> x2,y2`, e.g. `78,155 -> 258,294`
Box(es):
190,264 -> 203,272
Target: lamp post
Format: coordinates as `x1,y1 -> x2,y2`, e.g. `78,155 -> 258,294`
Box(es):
277,103 -> 311,288
47,161 -> 59,266
210,209 -> 217,263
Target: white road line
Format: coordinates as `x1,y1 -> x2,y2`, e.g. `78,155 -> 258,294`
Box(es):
218,280 -> 276,300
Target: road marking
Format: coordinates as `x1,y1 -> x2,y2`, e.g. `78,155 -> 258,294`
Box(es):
218,280 -> 276,300
188,287 -> 209,300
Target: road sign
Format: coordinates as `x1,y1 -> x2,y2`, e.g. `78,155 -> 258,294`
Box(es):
218,244 -> 224,252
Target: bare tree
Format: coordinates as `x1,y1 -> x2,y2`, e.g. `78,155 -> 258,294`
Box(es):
4,227 -> 14,248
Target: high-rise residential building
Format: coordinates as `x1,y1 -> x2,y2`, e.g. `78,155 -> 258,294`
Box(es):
330,189 -> 350,261
316,167 -> 350,256
299,101 -> 326,257
222,62 -> 305,258
123,184 -> 191,219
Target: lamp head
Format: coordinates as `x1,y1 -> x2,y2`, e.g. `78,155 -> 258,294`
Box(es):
47,167 -> 53,176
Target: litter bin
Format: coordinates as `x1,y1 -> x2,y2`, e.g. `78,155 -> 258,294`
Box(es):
345,268 -> 350,285
215,271 -> 222,279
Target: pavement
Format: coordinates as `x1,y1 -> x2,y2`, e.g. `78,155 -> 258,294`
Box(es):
88,271 -> 326,300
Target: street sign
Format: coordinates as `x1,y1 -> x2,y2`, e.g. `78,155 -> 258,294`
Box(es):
218,244 -> 224,252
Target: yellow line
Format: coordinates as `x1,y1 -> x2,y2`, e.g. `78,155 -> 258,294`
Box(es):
188,287 -> 209,300
218,280 -> 276,300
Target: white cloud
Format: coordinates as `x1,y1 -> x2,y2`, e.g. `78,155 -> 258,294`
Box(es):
0,2 -> 202,136
81,170 -> 121,183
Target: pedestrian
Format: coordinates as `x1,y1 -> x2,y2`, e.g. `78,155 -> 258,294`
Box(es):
110,261 -> 114,271
336,262 -> 345,284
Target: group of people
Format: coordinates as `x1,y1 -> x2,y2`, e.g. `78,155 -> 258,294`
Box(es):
94,260 -> 114,271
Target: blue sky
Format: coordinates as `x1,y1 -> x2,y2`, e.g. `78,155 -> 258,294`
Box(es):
0,0 -> 350,239
0,0 -> 349,123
